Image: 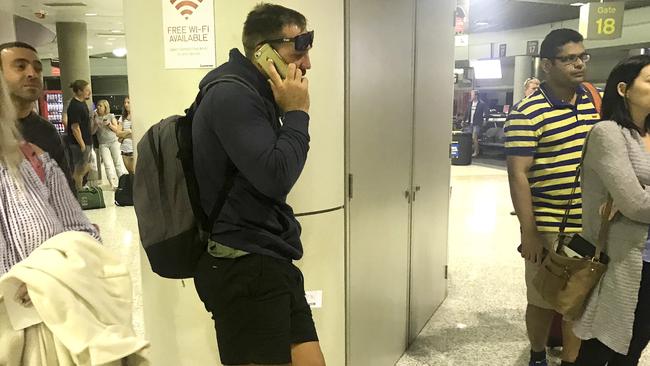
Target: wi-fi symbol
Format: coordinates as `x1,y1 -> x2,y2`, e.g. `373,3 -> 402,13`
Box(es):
170,0 -> 204,19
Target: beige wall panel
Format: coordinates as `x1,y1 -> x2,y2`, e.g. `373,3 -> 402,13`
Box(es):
408,0 -> 454,342
294,210 -> 346,366
347,0 -> 416,364
139,249 -> 220,365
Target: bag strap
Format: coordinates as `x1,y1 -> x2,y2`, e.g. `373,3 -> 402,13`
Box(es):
187,74 -> 267,121
582,82 -> 602,116
557,128 -> 613,261
558,169 -> 581,238
19,142 -> 45,183
185,74 -> 272,232
203,75 -> 267,231
557,83 -> 603,242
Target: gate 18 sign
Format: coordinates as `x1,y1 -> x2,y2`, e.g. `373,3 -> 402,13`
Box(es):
579,2 -> 624,40
163,0 -> 216,69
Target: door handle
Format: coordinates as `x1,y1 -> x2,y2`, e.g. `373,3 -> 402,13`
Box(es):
412,186 -> 421,202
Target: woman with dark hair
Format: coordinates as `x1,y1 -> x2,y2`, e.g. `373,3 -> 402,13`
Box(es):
118,96 -> 134,174
573,55 -> 650,365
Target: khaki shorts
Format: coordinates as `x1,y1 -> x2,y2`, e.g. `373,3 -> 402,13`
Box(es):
525,232 -> 558,310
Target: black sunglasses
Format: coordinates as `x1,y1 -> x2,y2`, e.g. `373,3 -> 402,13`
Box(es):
260,30 -> 314,52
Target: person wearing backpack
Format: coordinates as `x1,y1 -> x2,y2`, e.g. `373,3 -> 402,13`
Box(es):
191,4 -> 324,366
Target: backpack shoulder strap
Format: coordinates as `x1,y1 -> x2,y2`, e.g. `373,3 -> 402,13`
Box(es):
186,74 -> 268,121
191,75 -> 266,232
582,82 -> 602,115
201,74 -> 260,99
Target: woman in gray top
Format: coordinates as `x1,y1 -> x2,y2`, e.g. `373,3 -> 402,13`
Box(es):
574,55 -> 650,365
93,100 -> 127,189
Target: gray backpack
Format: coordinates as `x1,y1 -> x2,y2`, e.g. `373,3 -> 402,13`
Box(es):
133,75 -> 260,278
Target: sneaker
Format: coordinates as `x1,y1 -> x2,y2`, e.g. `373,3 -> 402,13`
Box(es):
529,360 -> 548,366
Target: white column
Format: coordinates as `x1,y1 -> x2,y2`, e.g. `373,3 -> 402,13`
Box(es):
0,10 -> 16,43
55,22 -> 91,109
513,55 -> 534,104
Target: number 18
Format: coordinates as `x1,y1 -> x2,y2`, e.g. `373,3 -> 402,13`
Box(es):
596,18 -> 616,35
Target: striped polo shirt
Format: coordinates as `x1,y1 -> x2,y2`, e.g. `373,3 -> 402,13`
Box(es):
505,83 -> 601,232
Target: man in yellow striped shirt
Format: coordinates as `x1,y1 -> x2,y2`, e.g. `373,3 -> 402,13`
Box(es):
505,29 -> 601,366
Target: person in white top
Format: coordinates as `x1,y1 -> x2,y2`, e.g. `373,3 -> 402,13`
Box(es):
118,96 -> 134,174
524,77 -> 541,98
93,99 -> 126,189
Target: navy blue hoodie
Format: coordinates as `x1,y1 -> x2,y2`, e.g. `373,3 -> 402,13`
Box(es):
192,48 -> 310,261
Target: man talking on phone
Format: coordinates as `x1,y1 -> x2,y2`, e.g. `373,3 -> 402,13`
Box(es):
191,3 -> 324,366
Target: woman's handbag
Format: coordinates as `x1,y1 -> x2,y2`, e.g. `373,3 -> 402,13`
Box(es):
532,132 -> 611,320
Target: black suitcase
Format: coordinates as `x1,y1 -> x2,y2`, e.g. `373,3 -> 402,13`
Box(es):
115,174 -> 134,206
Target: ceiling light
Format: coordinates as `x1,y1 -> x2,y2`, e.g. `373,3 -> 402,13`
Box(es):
112,48 -> 127,57
108,37 -> 116,41
85,12 -> 97,16
570,2 -> 587,6
476,21 -> 489,26
87,45 -> 93,49
111,30 -> 121,33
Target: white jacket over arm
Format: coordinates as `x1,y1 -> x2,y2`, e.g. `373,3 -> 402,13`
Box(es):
0,231 -> 149,365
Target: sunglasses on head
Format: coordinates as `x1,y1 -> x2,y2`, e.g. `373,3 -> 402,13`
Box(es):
260,30 -> 314,52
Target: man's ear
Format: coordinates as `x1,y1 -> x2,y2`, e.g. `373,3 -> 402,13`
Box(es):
617,82 -> 627,98
540,58 -> 553,75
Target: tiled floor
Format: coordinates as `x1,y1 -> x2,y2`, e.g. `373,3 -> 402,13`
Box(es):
85,164 -> 649,365
83,188 -> 145,339
397,164 -> 650,366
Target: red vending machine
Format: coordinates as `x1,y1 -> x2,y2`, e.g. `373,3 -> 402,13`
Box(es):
39,90 -> 65,134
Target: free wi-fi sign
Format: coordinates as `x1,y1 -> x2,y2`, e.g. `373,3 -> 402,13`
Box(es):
170,0 -> 204,19
163,0 -> 215,69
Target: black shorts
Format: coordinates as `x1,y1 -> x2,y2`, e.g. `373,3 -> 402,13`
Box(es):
194,253 -> 318,365
68,144 -> 92,169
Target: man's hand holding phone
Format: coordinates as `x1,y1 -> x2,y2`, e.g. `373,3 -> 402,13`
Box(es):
267,61 -> 310,114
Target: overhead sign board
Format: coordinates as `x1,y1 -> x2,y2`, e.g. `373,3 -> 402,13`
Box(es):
162,0 -> 216,69
579,2 -> 624,40
526,40 -> 539,56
